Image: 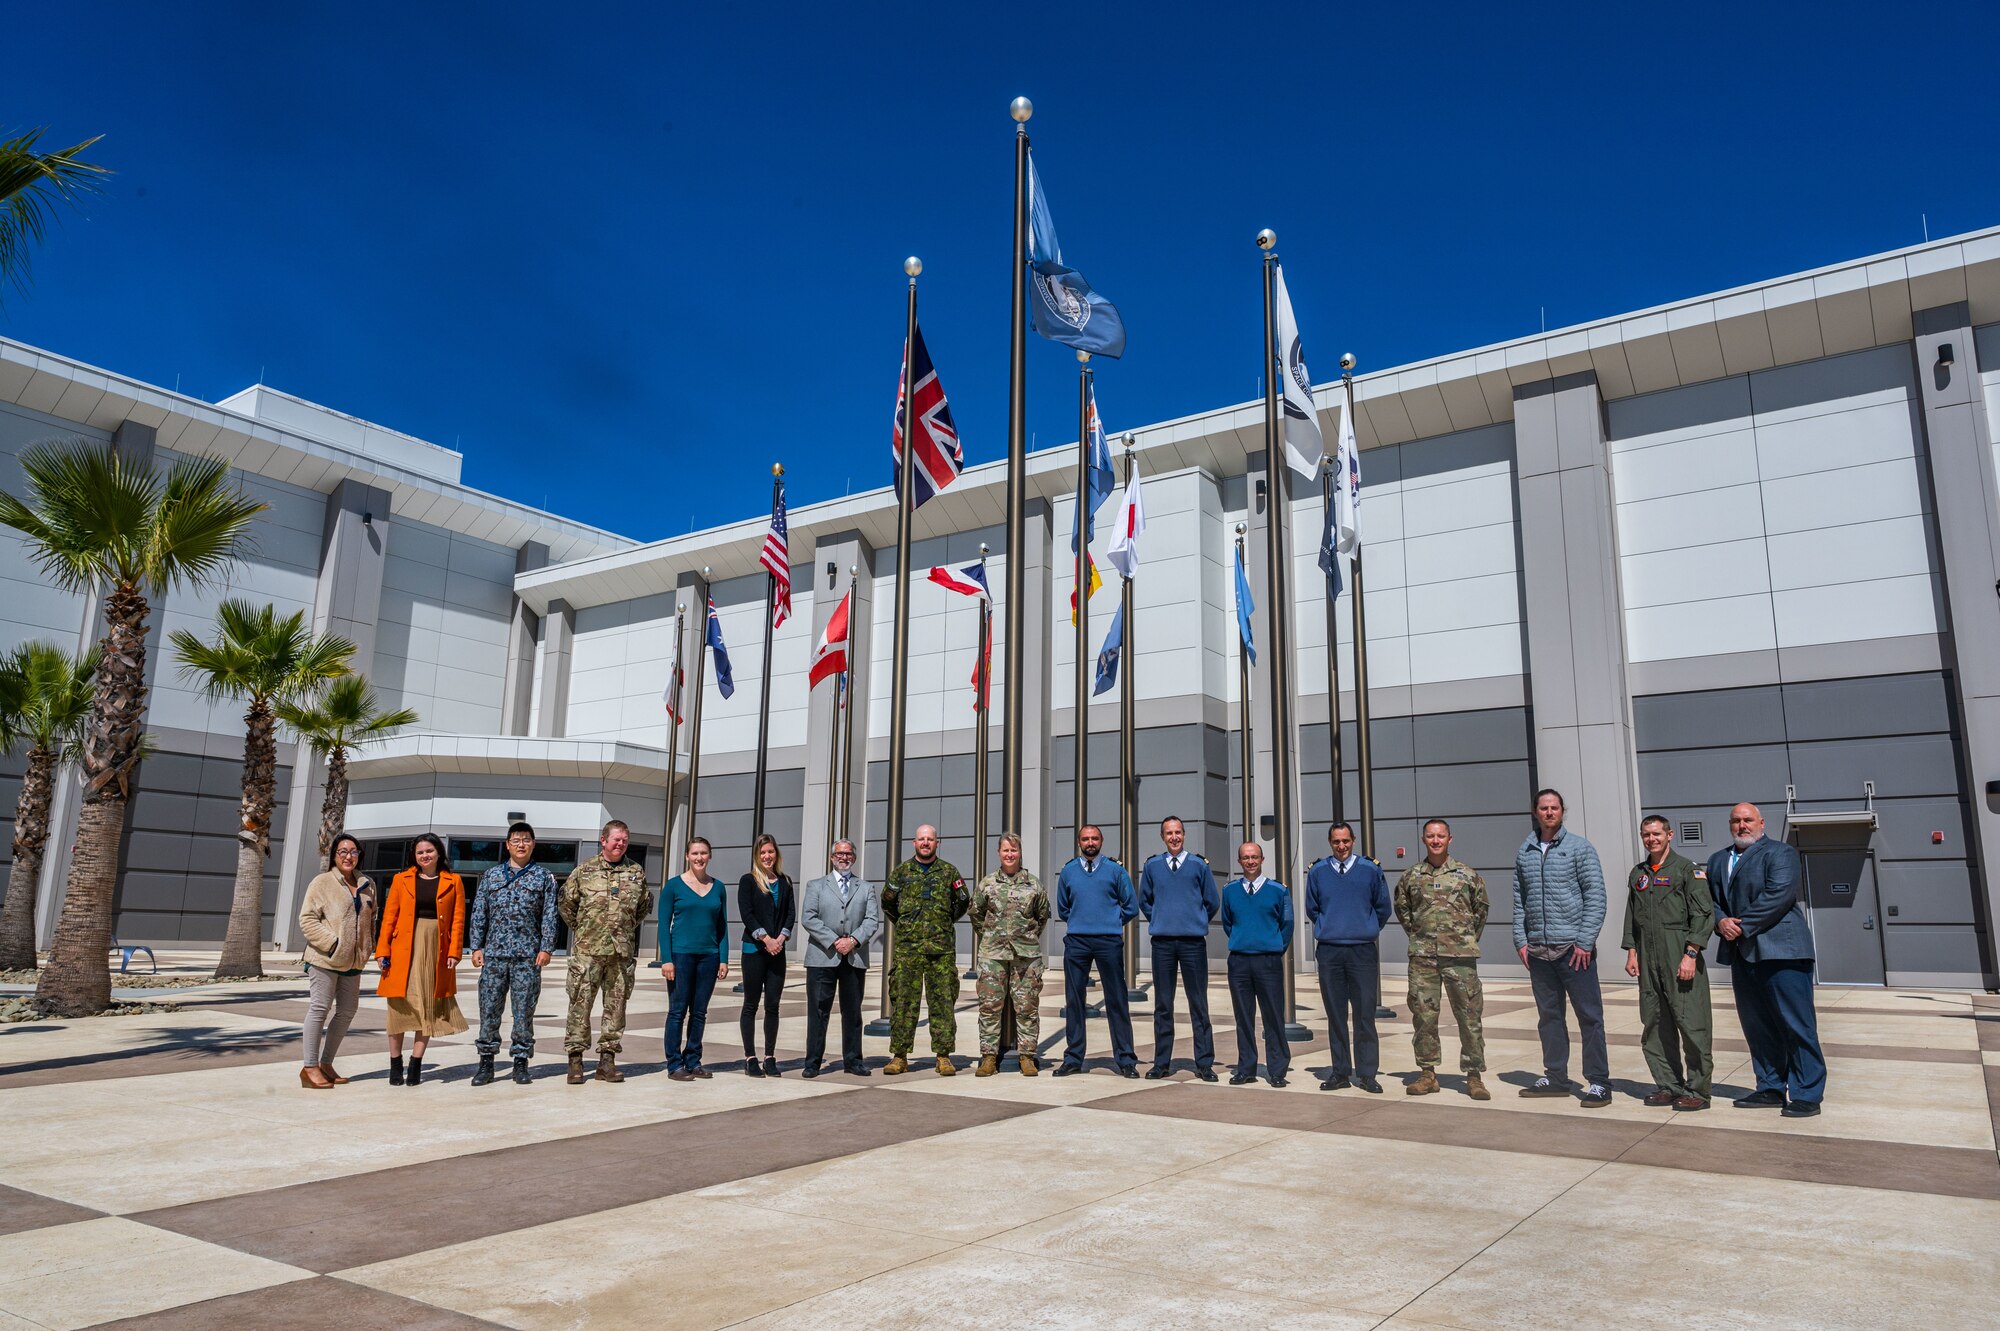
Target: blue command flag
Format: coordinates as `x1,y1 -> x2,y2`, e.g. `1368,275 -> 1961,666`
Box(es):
1092,602 -> 1125,696
1024,149 -> 1125,359
1234,544 -> 1257,666
705,596 -> 735,699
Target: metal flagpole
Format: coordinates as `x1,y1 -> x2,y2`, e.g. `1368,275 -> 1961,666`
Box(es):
973,544 -> 991,881
1344,367 -> 1392,1019
1002,96 -> 1032,838
1322,462 -> 1346,827
1234,525 -> 1253,850
839,565 -> 859,844
822,564 -> 842,855
752,466 -> 783,840
1258,231 -> 1308,1040
1074,353 -> 1092,843
681,571 -> 713,871
664,601 -> 688,889
1118,438 -> 1143,999
876,257 -> 922,1028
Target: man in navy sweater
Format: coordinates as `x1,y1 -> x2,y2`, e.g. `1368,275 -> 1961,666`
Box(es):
1222,841 -> 1295,1087
1304,822 -> 1391,1093
1138,815 -> 1221,1081
1054,825 -> 1140,1077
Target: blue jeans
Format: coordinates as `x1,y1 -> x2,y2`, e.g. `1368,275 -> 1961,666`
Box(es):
1526,950 -> 1609,1086
665,952 -> 721,1072
1732,958 -> 1826,1102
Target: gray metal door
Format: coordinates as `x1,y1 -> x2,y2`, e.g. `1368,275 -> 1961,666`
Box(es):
1800,846 -> 1885,985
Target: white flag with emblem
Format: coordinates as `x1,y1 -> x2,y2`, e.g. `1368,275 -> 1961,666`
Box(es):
1273,266 -> 1324,479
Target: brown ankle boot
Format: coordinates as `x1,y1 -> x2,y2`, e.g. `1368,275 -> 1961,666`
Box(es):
976,1054 -> 999,1077
567,1053 -> 586,1084
934,1055 -> 956,1077
1019,1054 -> 1039,1076
1406,1068 -> 1440,1096
1465,1073 -> 1491,1101
883,1054 -> 909,1075
597,1051 -> 624,1083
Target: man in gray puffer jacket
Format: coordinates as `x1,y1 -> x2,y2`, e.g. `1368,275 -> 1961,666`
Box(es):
1513,789 -> 1610,1107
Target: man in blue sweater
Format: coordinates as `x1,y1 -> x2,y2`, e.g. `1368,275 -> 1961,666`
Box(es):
1304,822 -> 1391,1093
1222,841 -> 1295,1087
1513,789 -> 1611,1108
1138,815 -> 1221,1081
1054,824 -> 1140,1077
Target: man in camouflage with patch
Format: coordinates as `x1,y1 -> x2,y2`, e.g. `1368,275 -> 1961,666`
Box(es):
971,830 -> 1049,1077
558,819 -> 652,1085
1394,818 -> 1490,1100
881,823 -> 969,1076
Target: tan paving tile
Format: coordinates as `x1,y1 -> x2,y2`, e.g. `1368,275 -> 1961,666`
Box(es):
0,1217 -> 310,1331
1674,1055 -> 1994,1151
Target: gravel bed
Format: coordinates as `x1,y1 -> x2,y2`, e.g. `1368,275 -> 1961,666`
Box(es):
1,995 -> 183,1023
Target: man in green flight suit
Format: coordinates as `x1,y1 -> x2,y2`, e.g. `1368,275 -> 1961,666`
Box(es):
1623,814 -> 1717,1110
558,819 -> 652,1085
882,823 -> 970,1076
1394,818 -> 1490,1100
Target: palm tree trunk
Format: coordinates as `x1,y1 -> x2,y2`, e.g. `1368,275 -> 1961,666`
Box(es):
0,744 -> 56,970
37,581 -> 150,1017
317,745 -> 349,870
216,697 -> 275,978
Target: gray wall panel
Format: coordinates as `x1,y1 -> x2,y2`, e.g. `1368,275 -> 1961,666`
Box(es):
1633,688 -> 1787,751
1636,746 -> 1792,807
1876,860 -> 1981,926
1782,673 -> 1954,743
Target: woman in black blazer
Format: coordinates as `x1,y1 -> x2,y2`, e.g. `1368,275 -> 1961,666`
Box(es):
738,833 -> 797,1077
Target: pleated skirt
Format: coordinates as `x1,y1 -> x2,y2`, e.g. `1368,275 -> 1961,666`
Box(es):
385,916 -> 468,1036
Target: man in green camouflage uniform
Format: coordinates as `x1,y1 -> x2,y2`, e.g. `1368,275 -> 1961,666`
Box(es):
882,823 -> 969,1076
1394,818 -> 1490,1100
971,831 -> 1049,1077
558,819 -> 652,1085
1623,814 -> 1717,1108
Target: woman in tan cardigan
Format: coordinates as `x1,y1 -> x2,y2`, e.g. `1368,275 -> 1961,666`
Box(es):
298,831 -> 378,1089
375,833 -> 467,1085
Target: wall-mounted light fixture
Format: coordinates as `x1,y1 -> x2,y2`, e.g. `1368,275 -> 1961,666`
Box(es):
362,511 -> 373,527
1937,342 -> 1956,371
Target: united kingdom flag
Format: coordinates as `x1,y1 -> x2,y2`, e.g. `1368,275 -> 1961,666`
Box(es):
892,321 -> 964,509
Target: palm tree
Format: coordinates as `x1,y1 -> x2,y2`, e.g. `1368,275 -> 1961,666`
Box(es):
0,643 -> 99,970
276,675 -> 418,870
172,601 -> 354,979
0,440 -> 264,1015
1,127 -> 109,302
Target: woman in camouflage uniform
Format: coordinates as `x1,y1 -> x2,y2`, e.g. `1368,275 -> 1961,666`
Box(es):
971,832 -> 1049,1077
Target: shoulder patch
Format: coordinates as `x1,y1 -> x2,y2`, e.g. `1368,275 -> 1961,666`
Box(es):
953,879 -> 965,891
1692,868 -> 1706,879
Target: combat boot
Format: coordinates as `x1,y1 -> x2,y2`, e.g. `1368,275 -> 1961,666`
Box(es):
1465,1073 -> 1491,1101
976,1054 -> 1000,1077
935,1055 -> 956,1077
1406,1068 -> 1441,1096
470,1056 -> 496,1087
511,1058 -> 532,1085
883,1054 -> 909,1076
597,1051 -> 624,1083
1019,1054 -> 1039,1076
567,1053 -> 586,1084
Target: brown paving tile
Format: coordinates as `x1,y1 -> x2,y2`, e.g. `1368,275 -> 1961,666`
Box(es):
88,1276 -> 504,1329
1085,1083 -> 1383,1132
0,1024 -> 305,1088
1477,1023 -> 1981,1067
1330,1098 -> 1664,1162
1984,1065 -> 2000,1154
1621,1126 -> 2000,1201
135,1087 -> 1042,1272
0,1182 -> 105,1237
1976,1011 -> 2000,1053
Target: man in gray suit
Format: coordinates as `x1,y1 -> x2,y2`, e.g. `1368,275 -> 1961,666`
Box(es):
800,839 -> 881,1077
1706,803 -> 1826,1117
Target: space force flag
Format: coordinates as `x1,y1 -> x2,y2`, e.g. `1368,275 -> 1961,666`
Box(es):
808,591 -> 851,689
1105,462 -> 1146,579
1273,266 -> 1323,479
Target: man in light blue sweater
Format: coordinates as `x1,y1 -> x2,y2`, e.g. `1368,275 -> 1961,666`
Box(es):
1054,825 -> 1140,1077
1513,788 -> 1611,1108
1138,815 -> 1221,1081
1304,822 -> 1391,1093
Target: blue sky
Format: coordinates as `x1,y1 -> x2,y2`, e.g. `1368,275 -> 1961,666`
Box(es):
7,3 -> 1999,541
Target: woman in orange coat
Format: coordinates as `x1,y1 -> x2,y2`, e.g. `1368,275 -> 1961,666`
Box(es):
375,833 -> 468,1085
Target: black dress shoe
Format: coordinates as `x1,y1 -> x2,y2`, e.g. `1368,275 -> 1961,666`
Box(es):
1144,1067 -> 1172,1080
801,1063 -> 823,1079
1733,1089 -> 1786,1109
744,1058 -> 766,1078
763,1057 -> 781,1078
1228,1072 -> 1256,1086
1195,1069 -> 1218,1083
1115,1065 -> 1140,1079
843,1062 -> 872,1077
1053,1064 -> 1083,1078
1319,1075 -> 1351,1092
1355,1076 -> 1383,1094
1268,1076 -> 1288,1088
1781,1099 -> 1822,1118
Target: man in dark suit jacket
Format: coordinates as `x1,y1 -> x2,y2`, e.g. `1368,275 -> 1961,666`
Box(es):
1706,803 -> 1826,1116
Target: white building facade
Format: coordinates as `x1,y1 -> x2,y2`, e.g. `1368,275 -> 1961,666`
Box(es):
3,228 -> 1998,987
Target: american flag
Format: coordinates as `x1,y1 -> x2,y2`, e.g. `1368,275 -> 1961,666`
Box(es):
760,479 -> 791,627
892,321 -> 963,509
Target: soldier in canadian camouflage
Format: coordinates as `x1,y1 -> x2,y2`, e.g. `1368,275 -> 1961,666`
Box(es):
971,831 -> 1049,1077
559,819 -> 652,1085
1394,818 -> 1490,1100
881,824 -> 969,1075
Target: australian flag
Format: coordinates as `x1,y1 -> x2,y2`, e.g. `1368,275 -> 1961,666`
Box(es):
893,322 -> 964,509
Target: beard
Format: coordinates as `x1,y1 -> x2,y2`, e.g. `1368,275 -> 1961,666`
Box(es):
1733,833 -> 1758,850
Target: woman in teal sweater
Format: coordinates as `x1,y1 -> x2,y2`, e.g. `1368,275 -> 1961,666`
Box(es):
661,837 -> 731,1080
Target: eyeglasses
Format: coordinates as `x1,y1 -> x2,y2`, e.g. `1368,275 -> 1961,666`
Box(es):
334,847 -> 360,858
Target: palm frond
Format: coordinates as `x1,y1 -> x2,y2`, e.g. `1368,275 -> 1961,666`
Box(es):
277,674 -> 418,754
175,599 -> 355,705
0,438 -> 159,590
146,452 -> 264,590
0,129 -> 109,302
0,640 -> 98,754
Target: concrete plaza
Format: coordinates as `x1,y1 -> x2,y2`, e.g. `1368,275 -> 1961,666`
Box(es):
2,956 -> 1996,1329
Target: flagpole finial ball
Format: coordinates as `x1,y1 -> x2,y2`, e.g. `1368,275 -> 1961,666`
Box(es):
1010,96 -> 1033,123
701,566 -> 712,578
1076,350 -> 1090,364
1235,522 -> 1247,536
848,564 -> 858,576
979,542 -> 990,556
1339,352 -> 1357,371
772,462 -> 784,478
1255,228 -> 1278,250
904,256 -> 922,278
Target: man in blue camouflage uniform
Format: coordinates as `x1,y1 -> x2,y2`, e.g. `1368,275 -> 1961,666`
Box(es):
469,821 -> 559,1085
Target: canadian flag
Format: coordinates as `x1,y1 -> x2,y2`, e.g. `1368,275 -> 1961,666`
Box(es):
808,590 -> 851,688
